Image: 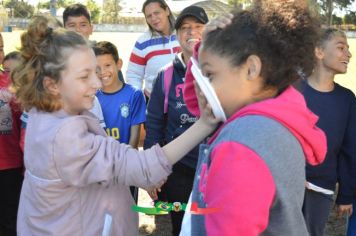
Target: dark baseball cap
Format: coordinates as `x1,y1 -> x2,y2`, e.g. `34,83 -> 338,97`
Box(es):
175,6 -> 209,30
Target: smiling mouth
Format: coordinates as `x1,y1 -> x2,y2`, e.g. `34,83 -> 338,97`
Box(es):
101,76 -> 111,81
187,39 -> 199,43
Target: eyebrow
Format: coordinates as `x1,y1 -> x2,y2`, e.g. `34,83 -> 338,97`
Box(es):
76,68 -> 93,74
335,41 -> 349,47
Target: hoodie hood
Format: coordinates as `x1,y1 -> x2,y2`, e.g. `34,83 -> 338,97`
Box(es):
183,42 -> 201,117
208,86 -> 326,166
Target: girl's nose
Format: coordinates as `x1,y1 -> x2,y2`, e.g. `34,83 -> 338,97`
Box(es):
92,75 -> 102,90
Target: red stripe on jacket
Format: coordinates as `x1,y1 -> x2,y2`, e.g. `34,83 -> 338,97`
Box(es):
145,47 -> 181,62
129,53 -> 147,66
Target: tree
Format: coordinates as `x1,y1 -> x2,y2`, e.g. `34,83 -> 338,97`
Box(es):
86,0 -> 100,23
344,11 -> 356,24
5,0 -> 35,18
102,0 -> 122,23
37,0 -> 75,12
228,0 -> 252,9
38,1 -> 50,9
313,0 -> 355,25
332,14 -> 343,24
56,0 -> 75,8
37,0 -> 100,23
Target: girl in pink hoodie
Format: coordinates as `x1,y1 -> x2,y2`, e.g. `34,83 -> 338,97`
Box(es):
180,1 -> 327,235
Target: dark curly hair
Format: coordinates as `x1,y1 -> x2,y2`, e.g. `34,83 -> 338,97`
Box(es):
201,0 -> 320,92
10,15 -> 90,112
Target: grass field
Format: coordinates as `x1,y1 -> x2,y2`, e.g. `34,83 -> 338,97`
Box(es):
2,31 -> 356,94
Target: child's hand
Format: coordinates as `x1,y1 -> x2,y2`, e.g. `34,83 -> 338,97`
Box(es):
194,81 -> 220,129
146,179 -> 166,200
147,187 -> 161,200
203,14 -> 233,39
336,204 -> 353,218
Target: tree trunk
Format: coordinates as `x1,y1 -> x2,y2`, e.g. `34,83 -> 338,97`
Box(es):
50,0 -> 56,16
327,0 -> 334,26
114,0 -> 118,23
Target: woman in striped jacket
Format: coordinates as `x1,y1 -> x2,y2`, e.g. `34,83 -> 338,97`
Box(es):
126,0 -> 180,100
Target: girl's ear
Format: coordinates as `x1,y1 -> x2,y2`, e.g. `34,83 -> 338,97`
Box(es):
246,55 -> 262,80
315,47 -> 324,60
43,76 -> 60,95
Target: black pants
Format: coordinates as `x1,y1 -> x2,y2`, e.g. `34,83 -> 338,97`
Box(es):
156,162 -> 195,236
0,168 -> 23,236
302,188 -> 334,236
130,186 -> 138,204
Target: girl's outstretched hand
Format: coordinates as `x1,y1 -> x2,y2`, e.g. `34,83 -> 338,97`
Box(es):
194,81 -> 220,131
146,179 -> 166,200
203,13 -> 233,39
147,187 -> 160,201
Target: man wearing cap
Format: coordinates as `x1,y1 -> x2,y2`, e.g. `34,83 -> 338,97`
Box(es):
144,5 -> 208,236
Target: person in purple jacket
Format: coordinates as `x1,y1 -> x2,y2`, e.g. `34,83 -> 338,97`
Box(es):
10,15 -> 218,236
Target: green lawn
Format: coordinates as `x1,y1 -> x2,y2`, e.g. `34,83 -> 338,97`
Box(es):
2,31 -> 356,93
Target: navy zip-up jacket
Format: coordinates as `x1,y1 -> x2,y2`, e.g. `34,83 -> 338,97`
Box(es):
144,55 -> 200,169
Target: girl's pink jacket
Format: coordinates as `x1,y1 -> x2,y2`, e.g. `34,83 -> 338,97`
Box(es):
17,109 -> 171,236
